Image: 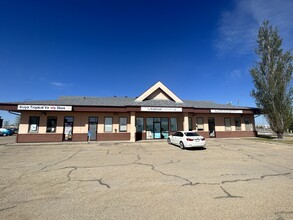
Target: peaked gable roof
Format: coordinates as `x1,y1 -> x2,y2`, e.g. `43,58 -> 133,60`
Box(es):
135,81 -> 183,103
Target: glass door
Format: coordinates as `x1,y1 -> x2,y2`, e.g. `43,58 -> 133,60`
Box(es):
64,116 -> 74,141
88,117 -> 98,141
154,122 -> 161,139
208,117 -> 216,137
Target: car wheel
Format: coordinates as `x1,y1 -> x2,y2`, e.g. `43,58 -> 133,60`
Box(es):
3,133 -> 7,136
167,138 -> 171,144
179,141 -> 185,149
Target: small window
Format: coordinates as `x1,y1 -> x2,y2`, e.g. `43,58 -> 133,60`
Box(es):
225,118 -> 231,131
119,117 -> 127,132
196,117 -> 204,131
89,117 -> 98,123
235,118 -> 241,131
46,116 -> 57,133
170,118 -> 177,131
244,117 -> 252,131
29,116 -> 40,133
105,117 -> 113,132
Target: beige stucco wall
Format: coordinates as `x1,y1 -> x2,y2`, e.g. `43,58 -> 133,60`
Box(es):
18,111 -> 132,134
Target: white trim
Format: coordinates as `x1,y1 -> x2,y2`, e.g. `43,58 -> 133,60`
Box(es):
141,107 -> 182,112
211,109 -> 243,114
17,105 -> 72,111
135,81 -> 183,103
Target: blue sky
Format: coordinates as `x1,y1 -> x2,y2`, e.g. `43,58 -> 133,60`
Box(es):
1,0 -> 293,125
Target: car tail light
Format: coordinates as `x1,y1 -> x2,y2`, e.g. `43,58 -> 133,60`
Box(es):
186,138 -> 193,141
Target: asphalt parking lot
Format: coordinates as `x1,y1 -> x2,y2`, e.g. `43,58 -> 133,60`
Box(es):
0,136 -> 292,220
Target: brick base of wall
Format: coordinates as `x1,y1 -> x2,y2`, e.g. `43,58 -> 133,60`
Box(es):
97,133 -> 131,141
16,131 -> 257,143
197,131 -> 257,138
17,134 -> 63,143
17,133 -> 131,143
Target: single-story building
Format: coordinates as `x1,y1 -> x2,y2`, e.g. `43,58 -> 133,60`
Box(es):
0,81 -> 260,143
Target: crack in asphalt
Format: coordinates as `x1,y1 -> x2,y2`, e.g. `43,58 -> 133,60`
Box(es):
220,145 -> 293,171
18,149 -> 291,201
40,149 -> 82,171
214,186 -> 243,199
164,160 -> 181,165
78,178 -> 111,188
0,206 -> 17,212
135,161 -> 194,185
221,172 -> 291,184
275,211 -> 293,220
132,154 -> 291,200
119,149 -> 125,154
0,170 -> 30,193
220,146 -> 261,161
49,166 -> 77,187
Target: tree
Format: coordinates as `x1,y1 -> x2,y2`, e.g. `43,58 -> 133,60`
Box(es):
15,116 -> 21,128
250,20 -> 293,139
4,120 -> 10,128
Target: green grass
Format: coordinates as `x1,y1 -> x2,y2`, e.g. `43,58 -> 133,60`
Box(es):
251,135 -> 293,145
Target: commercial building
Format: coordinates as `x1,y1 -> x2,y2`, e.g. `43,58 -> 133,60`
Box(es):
0,81 -> 260,143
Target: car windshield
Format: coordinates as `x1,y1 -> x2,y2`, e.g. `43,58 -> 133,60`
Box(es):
184,132 -> 199,136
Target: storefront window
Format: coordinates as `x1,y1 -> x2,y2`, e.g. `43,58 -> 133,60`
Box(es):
29,116 -> 40,133
46,116 -> 57,133
105,117 -> 113,132
196,117 -> 204,131
161,118 -> 168,132
170,118 -> 177,131
146,118 -> 153,131
119,117 -> 127,132
244,117 -> 252,131
235,118 -> 241,130
225,118 -> 231,131
161,118 -> 169,139
136,117 -> 144,132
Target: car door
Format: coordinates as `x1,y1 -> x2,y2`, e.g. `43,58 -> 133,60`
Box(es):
175,132 -> 183,145
171,132 -> 179,145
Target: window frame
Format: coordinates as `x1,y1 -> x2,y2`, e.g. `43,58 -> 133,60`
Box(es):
244,117 -> 252,131
224,118 -> 232,131
104,117 -> 113,132
170,117 -> 178,132
196,117 -> 204,131
234,117 -> 241,131
28,116 -> 40,133
46,116 -> 57,133
136,117 -> 144,132
119,117 -> 128,132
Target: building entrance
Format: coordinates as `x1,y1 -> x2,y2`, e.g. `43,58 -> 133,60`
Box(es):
146,117 -> 169,139
63,116 -> 74,141
208,117 -> 216,137
88,117 -> 98,141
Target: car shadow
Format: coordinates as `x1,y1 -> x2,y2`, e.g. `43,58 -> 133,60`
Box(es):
184,147 -> 206,151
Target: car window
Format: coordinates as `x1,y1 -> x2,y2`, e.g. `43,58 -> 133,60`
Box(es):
184,132 -> 199,136
179,132 -> 184,137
